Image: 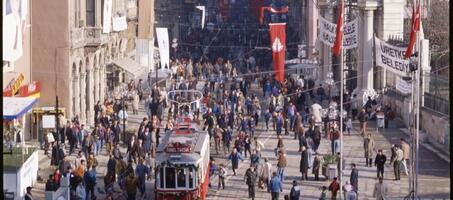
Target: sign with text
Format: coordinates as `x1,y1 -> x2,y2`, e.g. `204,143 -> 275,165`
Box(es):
318,16 -> 358,49
396,77 -> 412,95
112,16 -> 127,31
374,36 -> 410,76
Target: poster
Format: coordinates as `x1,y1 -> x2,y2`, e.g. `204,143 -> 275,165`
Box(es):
3,0 -> 27,62
318,16 -> 358,49
103,0 -> 112,33
112,16 -> 127,31
156,27 -> 170,69
42,115 -> 56,128
396,76 -> 412,95
374,36 -> 410,76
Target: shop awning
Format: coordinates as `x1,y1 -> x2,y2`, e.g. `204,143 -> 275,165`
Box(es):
112,58 -> 147,79
3,97 -> 38,120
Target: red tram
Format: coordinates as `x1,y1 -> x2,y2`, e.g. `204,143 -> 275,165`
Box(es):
155,118 -> 210,200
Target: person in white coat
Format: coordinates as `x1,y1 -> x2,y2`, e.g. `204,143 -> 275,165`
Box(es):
373,177 -> 388,200
259,158 -> 273,191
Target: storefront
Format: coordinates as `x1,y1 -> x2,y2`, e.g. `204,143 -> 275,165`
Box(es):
3,97 -> 40,200
31,107 -> 66,149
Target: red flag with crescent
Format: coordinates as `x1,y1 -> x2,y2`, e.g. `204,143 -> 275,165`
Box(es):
269,23 -> 286,84
332,0 -> 344,57
404,3 -> 420,59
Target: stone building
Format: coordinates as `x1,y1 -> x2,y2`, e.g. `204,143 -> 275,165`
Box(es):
31,0 -> 144,126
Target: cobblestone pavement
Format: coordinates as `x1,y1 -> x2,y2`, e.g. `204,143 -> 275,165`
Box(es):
32,82 -> 450,200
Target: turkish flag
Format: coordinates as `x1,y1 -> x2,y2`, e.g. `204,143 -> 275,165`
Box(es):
332,0 -> 344,57
404,3 -> 420,59
269,23 -> 286,84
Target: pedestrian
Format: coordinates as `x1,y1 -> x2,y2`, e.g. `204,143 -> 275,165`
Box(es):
269,172 -> 283,200
250,149 -> 260,168
135,158 -> 150,198
259,157 -> 273,191
264,109 -> 272,131
228,148 -> 244,176
125,172 -> 138,200
253,137 -> 264,156
83,165 -> 96,200
104,170 -> 116,196
299,146 -> 309,180
75,181 -> 86,200
329,127 -> 341,155
364,134 -> 375,167
357,108 -> 368,136
373,176 -> 388,200
392,144 -> 404,180
25,186 -> 34,200
313,126 -> 322,152
312,152 -> 321,181
45,175 -> 58,191
400,138 -> 410,176
209,159 -> 217,188
346,117 -> 352,135
222,126 -> 232,154
343,181 -> 353,200
86,153 -> 98,169
374,149 -> 387,178
289,180 -> 301,200
214,125 -> 222,154
328,177 -> 340,200
319,186 -> 328,200
296,124 -> 306,152
244,166 -> 258,200
276,112 -> 284,136
74,150 -> 86,169
277,150 -> 287,183
218,164 -> 227,189
350,163 -> 359,193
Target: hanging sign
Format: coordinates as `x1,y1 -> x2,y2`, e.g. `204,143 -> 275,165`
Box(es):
3,73 -> 25,96
395,77 -> 412,95
112,16 -> 127,31
318,16 -> 358,49
374,36 -> 410,76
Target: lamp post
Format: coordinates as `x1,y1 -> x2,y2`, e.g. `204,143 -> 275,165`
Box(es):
320,101 -> 347,152
121,92 -> 126,145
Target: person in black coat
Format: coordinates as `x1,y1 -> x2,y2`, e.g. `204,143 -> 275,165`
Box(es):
299,146 -> 309,180
350,163 -> 359,193
374,149 -> 387,178
244,167 -> 258,200
289,180 -> 301,200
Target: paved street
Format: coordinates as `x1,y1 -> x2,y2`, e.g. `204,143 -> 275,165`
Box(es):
32,82 -> 450,200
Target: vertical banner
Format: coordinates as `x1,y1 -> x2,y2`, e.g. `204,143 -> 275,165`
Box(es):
150,38 -> 155,72
195,6 -> 205,29
156,27 -> 170,69
103,0 -> 112,33
3,0 -> 28,62
269,23 -> 286,84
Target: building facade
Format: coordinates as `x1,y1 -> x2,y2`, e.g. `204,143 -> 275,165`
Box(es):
31,0 -> 141,126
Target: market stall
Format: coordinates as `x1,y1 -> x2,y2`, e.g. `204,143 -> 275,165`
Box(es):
3,97 -> 40,200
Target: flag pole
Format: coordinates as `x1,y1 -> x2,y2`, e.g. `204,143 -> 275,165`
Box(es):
339,26 -> 344,200
415,0 -> 422,197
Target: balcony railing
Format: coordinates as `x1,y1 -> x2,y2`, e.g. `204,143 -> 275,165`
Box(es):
70,27 -> 109,48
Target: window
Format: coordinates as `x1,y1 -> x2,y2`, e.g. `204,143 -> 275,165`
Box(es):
177,168 -> 187,188
165,167 -> 176,188
188,168 -> 194,188
86,0 -> 95,26
159,168 -> 164,188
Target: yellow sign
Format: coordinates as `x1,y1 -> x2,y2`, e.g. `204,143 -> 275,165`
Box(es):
10,73 -> 25,95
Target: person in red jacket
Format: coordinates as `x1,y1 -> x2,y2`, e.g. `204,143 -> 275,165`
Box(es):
328,177 -> 340,200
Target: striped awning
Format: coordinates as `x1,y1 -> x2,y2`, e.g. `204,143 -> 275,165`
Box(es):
3,97 -> 38,120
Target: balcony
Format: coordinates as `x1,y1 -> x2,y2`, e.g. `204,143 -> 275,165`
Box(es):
70,27 -> 110,48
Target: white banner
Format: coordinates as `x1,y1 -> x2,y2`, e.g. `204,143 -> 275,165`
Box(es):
318,16 -> 358,49
103,0 -> 112,33
374,36 -> 410,76
196,6 -> 205,29
156,27 -> 170,69
3,0 -> 28,62
42,115 -> 56,128
112,16 -> 127,31
396,77 -> 412,94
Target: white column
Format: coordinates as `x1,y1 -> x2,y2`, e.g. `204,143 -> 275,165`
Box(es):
307,0 -> 318,59
100,66 -> 105,101
362,9 -> 374,90
73,76 -> 80,118
94,67 -> 99,104
87,69 -> 95,125
80,73 -> 86,125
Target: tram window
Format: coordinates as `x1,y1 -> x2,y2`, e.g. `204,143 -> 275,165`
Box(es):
188,168 -> 194,188
165,167 -> 176,188
177,168 -> 187,188
159,168 -> 164,188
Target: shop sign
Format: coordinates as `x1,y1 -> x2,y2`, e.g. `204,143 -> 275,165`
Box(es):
3,73 -> 25,96
18,81 -> 41,97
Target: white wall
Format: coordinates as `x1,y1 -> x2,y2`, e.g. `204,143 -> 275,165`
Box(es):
2,150 -> 38,200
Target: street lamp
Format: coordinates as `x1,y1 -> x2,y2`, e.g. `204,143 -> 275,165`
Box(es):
325,71 -> 335,102
321,101 -> 347,138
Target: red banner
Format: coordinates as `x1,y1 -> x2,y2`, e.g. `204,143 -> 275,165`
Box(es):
269,23 -> 286,84
332,0 -> 344,56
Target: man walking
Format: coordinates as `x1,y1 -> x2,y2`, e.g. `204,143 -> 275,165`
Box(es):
218,164 -> 227,189
373,177 -> 388,200
289,180 -> 301,200
375,149 -> 387,178
299,146 -> 309,180
400,138 -> 410,176
244,167 -> 258,200
228,148 -> 244,176
364,134 -> 375,167
392,145 -> 404,180
350,163 -> 359,194
277,150 -> 287,183
270,172 -> 282,200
